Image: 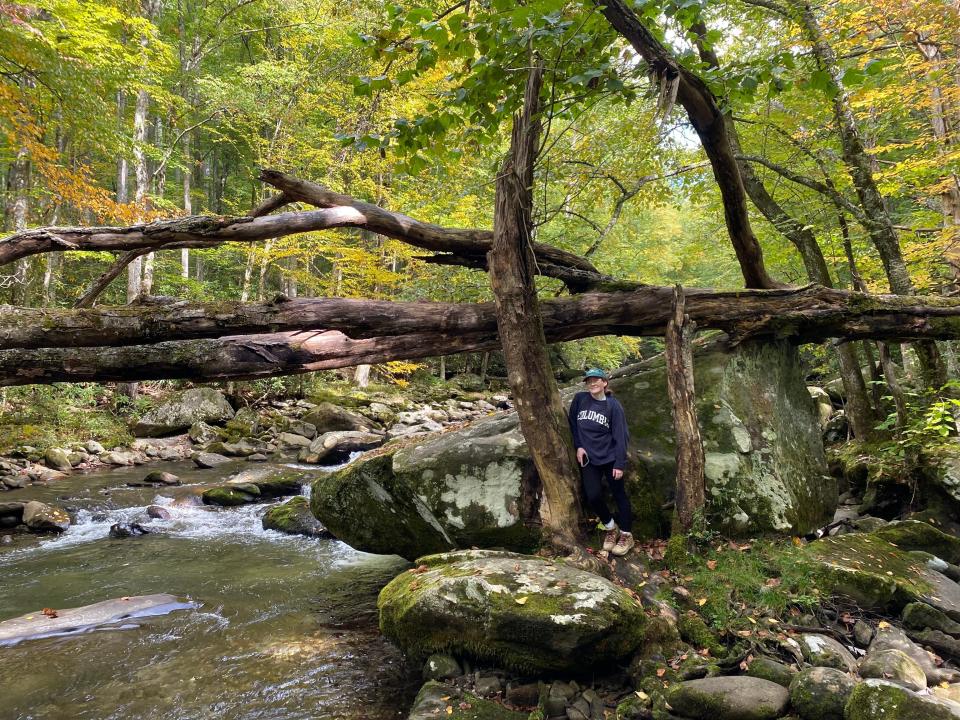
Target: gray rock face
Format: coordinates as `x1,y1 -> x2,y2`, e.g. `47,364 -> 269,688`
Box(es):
22,501 -> 70,533
298,430 -> 385,464
276,432 -> 312,449
99,450 -> 139,466
188,421 -> 221,444
378,550 -> 646,675
664,676 -> 789,720
133,388 -> 234,437
788,667 -> 854,720
84,440 -> 105,454
869,625 -> 958,685
302,402 -> 375,434
143,471 -> 180,486
798,633 -> 857,672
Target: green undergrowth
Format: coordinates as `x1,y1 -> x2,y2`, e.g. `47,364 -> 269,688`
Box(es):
0,384 -> 138,453
655,535 -> 822,638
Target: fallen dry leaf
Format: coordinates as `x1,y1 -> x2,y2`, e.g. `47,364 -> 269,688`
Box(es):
515,596 -> 528,605
706,560 -> 717,570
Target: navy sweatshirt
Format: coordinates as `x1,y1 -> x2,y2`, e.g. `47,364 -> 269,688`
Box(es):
568,391 -> 629,470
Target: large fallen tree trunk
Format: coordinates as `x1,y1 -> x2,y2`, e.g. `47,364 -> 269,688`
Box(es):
4,285 -> 960,351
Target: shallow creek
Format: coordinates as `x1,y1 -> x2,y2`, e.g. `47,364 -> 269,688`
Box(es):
0,459 -> 418,720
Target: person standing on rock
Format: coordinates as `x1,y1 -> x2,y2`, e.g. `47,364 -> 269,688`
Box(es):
568,368 -> 634,556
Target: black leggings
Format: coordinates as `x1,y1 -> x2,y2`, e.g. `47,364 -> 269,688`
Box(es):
581,460 -> 633,533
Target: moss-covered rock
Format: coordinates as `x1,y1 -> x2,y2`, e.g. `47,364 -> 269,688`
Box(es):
377,549 -> 646,674
788,667 -> 854,720
202,486 -> 257,506
262,497 -> 330,537
227,466 -> 303,498
407,680 -> 527,720
804,532 -> 960,621
902,602 -> 960,635
872,520 -> 960,565
745,656 -> 797,688
859,649 -> 926,691
311,453 -> 453,559
302,402 -> 376,434
133,388 -> 234,437
797,634 -> 857,672
845,679 -> 960,720
663,676 -> 789,720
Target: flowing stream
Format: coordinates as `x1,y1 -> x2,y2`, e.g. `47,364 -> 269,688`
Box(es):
0,458 -> 418,720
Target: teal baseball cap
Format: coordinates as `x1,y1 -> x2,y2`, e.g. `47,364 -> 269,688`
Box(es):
583,368 -> 609,381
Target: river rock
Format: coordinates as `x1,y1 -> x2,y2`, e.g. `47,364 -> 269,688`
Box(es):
311,454 -> 453,559
298,430 -> 385,464
902,602 -> 960,635
0,501 -> 25,522
84,440 -> 105,454
202,486 -> 258,506
664,676 -> 789,720
0,594 -> 193,646
108,522 -> 150,538
44,447 -> 72,471
133,388 -> 235,437
302,402 -> 376,434
2,475 -> 27,489
805,530 -> 960,622
276,432 -> 312,449
745,656 -> 796,687
227,467 -> 302,497
261,497 -> 330,537
407,680 -> 527,720
422,653 -> 462,681
845,679 -> 960,720
871,519 -> 960,565
224,406 -> 260,437
188,421 -> 221,444
143,470 -> 180,486
146,505 -> 171,520
193,452 -> 231,468
869,624 -> 960,684
21,501 -> 70,533
798,633 -> 857,672
378,549 -> 646,674
100,450 -> 138,466
859,648 -> 927,691
788,666 -> 855,720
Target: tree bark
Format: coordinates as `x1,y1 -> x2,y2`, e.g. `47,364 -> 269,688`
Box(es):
487,61 -> 584,545
595,0 -> 777,289
665,286 -> 705,531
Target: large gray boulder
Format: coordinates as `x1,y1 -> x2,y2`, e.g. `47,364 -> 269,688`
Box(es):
311,341 -> 833,559
22,501 -> 70,533
133,388 -> 234,437
378,550 -> 646,674
664,677 -> 789,720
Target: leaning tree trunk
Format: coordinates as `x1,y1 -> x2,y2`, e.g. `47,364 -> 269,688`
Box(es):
691,18 -> 876,438
487,61 -> 584,549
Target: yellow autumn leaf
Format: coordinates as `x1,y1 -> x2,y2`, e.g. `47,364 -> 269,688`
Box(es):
878,621 -> 891,629
515,596 -> 528,605
697,598 -> 707,606
446,706 -> 453,715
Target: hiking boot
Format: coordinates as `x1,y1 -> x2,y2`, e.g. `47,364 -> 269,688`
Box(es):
602,527 -> 619,552
611,531 -> 634,557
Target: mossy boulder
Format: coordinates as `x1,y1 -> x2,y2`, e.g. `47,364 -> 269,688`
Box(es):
804,531 -> 960,621
859,649 -> 926,691
311,454 -> 454,559
377,549 -> 646,674
302,402 -> 376,434
133,388 -> 234,437
262,497 -> 330,538
298,430 -> 385,464
797,633 -> 857,672
788,667 -> 854,720
22,501 -> 70,533
663,676 -> 789,720
202,486 -> 258,506
407,681 -> 527,720
871,520 -> 960,565
845,679 -> 960,720
203,467 -> 303,507
745,657 -> 797,688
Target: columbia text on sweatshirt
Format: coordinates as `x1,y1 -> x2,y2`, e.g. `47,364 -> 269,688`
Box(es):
568,391 -> 629,470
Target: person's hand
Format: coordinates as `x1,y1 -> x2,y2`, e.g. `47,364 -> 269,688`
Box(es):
612,469 -> 623,480
576,448 -> 587,466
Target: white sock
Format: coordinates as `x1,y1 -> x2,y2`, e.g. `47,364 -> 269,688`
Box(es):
603,520 -> 616,531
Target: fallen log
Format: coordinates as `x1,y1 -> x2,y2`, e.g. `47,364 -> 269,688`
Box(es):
3,285 -> 960,350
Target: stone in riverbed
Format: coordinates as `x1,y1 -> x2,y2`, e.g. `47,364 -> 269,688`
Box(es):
143,470 -> 180,486
407,681 -> 526,720
192,452 -> 231,469
788,666 -> 855,720
276,432 -> 312,449
202,486 -> 257,506
146,505 -> 171,520
261,497 -> 330,538
298,430 -> 384,464
798,633 -> 857,672
421,653 -> 461,681
44,447 -> 72,471
377,549 -> 646,674
133,388 -> 234,437
22,501 -> 70,533
845,679 -> 960,720
302,402 -> 375,434
859,648 -> 927,691
84,440 -> 105,454
0,502 -> 24,523
108,522 -> 150,538
664,676 -> 789,720
188,421 -> 221,445
100,450 -> 139,466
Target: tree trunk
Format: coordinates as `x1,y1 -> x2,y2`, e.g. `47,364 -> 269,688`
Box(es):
595,0 -> 777,289
354,364 -> 371,387
5,145 -> 30,305
665,286 -> 705,531
487,61 -> 583,547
